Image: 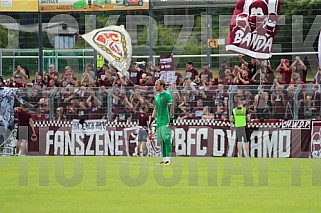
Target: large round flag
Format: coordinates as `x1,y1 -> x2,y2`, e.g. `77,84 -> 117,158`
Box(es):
81,25 -> 132,74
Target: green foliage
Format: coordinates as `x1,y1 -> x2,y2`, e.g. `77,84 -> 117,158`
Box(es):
0,27 -> 8,48
157,25 -> 181,46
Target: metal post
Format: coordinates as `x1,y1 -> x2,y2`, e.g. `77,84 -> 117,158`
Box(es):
0,50 -> 2,76
294,84 -> 303,120
93,11 -> 97,75
38,12 -> 44,75
107,87 -> 116,122
148,0 -> 153,61
49,88 -> 59,119
228,85 -> 237,119
206,7 -> 212,66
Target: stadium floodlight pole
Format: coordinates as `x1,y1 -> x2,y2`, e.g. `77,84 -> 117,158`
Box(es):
38,12 -> 44,76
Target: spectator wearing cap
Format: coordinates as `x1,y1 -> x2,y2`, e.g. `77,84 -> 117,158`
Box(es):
276,58 -> 293,84
199,63 -> 213,83
185,61 -> 198,81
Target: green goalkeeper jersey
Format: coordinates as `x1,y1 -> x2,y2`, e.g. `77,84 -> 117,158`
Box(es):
155,90 -> 173,126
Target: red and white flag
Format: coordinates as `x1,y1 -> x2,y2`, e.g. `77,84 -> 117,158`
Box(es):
81,25 -> 132,74
226,0 -> 282,59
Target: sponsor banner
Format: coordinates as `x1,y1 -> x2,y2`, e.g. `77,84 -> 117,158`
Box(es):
0,0 -> 38,11
226,0 -> 282,59
152,0 -> 236,8
282,120 -> 310,129
311,121 -> 321,158
159,54 -> 176,84
30,120 -> 310,157
39,0 -> 149,12
81,25 -> 132,74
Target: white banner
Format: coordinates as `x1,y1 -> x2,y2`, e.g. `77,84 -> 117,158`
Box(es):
81,25 -> 132,74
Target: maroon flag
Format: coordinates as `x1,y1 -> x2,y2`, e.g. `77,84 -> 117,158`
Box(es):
226,0 -> 282,59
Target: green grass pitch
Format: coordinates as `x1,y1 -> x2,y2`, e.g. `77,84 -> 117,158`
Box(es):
0,156 -> 320,213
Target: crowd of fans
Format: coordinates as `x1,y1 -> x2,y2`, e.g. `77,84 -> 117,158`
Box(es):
2,55 -> 321,123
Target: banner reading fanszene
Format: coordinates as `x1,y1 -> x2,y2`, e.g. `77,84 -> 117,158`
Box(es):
29,119 -> 310,158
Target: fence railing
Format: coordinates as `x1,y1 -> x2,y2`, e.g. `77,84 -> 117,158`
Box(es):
7,82 -> 315,126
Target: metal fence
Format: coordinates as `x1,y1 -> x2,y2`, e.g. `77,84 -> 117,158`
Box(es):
1,2 -> 321,78
12,82 -> 315,125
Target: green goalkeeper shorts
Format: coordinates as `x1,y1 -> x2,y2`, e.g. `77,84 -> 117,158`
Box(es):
156,125 -> 172,142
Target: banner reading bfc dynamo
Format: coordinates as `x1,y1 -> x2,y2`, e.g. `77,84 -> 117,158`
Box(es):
226,0 -> 281,59
81,25 -> 132,74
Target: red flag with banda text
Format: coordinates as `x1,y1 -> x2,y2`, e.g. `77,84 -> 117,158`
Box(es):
226,0 -> 282,59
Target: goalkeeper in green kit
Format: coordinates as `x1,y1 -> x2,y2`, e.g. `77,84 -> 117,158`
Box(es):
151,79 -> 174,166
